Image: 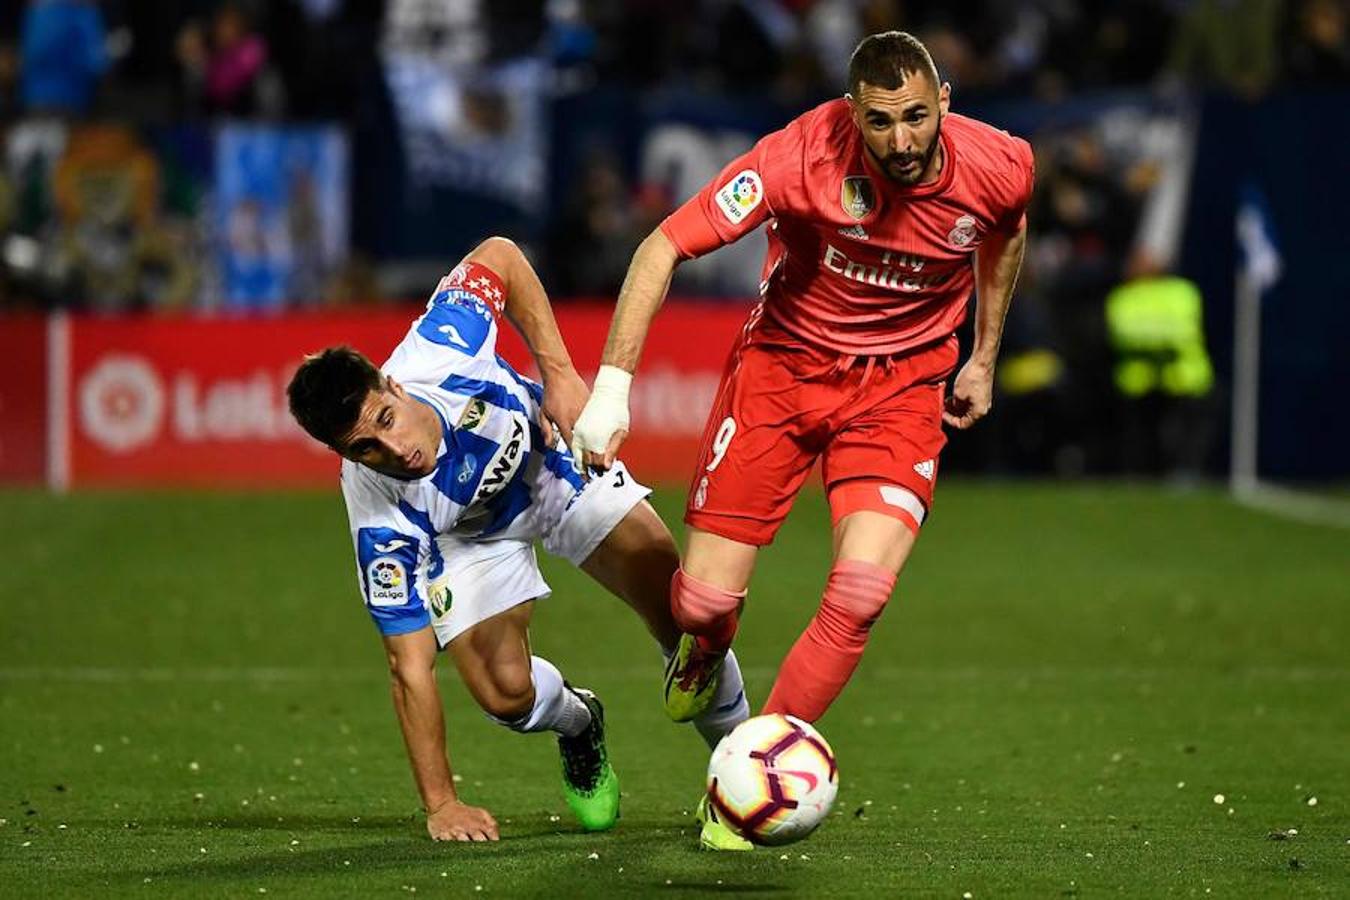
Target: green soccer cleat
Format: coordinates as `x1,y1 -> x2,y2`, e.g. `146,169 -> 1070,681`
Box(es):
558,686 -> 620,832
663,633 -> 725,722
696,793 -> 753,852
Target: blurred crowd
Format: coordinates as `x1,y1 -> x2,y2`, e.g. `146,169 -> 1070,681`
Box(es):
0,0 -> 1345,476
557,0 -> 1349,101
3,1 -> 1346,123
0,0 -> 1346,312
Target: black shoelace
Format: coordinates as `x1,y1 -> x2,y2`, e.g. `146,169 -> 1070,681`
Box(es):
559,706 -> 605,792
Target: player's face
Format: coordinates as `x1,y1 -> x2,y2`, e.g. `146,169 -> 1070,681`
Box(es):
849,75 -> 950,186
337,378 -> 440,479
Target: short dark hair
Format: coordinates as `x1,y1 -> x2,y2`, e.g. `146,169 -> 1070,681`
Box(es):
847,31 -> 940,96
287,346 -> 385,449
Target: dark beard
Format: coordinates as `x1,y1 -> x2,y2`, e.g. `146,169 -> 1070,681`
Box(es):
871,119 -> 943,186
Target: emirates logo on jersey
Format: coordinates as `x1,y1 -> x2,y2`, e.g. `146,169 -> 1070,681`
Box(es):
841,176 -> 875,221
822,243 -> 949,293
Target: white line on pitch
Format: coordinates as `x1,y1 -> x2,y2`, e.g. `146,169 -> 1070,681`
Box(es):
1233,482 -> 1350,529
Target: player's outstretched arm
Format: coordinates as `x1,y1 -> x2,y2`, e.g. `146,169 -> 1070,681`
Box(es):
384,628 -> 500,842
571,227 -> 682,471
600,226 -> 682,374
464,236 -> 589,449
944,222 -> 1028,430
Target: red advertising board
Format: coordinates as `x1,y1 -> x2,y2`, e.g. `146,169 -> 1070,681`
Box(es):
0,316 -> 48,483
56,303 -> 751,488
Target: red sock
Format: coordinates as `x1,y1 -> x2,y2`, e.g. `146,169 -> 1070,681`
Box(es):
762,559 -> 896,721
670,568 -> 744,653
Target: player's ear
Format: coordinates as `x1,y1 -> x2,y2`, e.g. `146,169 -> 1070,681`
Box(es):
845,92 -> 862,127
938,81 -> 951,115
385,375 -> 404,398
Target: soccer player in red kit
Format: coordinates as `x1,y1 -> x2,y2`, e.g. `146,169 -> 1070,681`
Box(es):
569,31 -> 1033,848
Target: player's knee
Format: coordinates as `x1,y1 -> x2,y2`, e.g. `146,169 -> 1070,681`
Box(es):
823,559 -> 897,629
477,668 -> 536,723
670,567 -> 745,633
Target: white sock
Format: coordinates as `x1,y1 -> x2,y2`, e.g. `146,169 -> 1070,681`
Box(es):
489,656 -> 592,737
693,649 -> 750,749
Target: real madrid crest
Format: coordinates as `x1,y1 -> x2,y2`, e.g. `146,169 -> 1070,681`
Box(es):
947,214 -> 978,248
841,176 -> 875,221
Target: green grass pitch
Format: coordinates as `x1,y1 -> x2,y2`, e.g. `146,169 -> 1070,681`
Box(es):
1,483 -> 1346,897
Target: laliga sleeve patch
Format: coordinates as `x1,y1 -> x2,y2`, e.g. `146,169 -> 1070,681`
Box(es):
715,170 -> 764,224
366,557 -> 409,607
357,527 -> 421,608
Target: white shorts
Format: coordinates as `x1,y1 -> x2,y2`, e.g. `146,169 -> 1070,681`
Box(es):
424,461 -> 650,647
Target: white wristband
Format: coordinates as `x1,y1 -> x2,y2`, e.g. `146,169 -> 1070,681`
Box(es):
571,365 -> 633,468
591,365 -> 633,403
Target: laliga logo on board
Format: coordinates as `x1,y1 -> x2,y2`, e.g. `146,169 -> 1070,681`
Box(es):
77,354 -> 315,453
79,356 -> 165,452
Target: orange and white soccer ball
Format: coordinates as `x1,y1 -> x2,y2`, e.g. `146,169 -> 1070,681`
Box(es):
706,714 -> 839,845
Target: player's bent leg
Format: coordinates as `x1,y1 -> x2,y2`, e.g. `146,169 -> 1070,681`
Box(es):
664,529 -> 758,722
578,505 -> 750,744
682,528 -> 759,596
673,528 -> 757,647
448,602 -> 539,722
762,498 -> 920,721
447,603 -> 619,832
578,499 -> 681,651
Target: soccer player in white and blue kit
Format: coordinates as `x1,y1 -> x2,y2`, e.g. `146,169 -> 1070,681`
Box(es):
287,237 -> 748,843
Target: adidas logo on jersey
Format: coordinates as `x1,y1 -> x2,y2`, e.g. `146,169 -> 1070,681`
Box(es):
837,224 -> 869,240
913,459 -> 935,481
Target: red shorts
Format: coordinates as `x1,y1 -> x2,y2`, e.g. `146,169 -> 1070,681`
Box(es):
684,313 -> 957,546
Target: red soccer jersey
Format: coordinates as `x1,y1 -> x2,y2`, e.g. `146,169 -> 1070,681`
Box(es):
660,99 -> 1035,356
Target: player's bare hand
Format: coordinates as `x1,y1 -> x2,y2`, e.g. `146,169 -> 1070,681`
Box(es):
570,366 -> 633,477
943,360 -> 994,430
426,799 -> 499,842
540,366 -> 590,450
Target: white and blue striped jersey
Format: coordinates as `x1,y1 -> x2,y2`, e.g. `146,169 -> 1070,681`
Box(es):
341,261 -> 589,639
